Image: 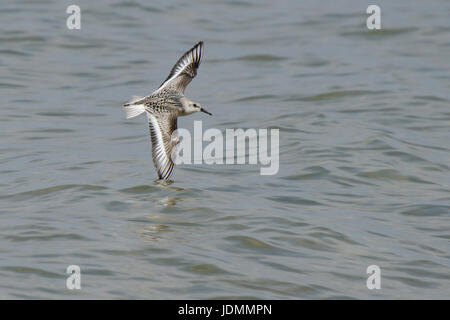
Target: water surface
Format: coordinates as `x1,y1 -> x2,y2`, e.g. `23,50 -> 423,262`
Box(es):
0,0 -> 449,299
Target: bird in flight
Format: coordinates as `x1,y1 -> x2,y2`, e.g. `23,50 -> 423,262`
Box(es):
123,41 -> 211,180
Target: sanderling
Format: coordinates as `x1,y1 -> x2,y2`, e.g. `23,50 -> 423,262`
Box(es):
123,41 -> 211,180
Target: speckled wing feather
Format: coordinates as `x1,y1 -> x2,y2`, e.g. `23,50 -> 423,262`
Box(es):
147,112 -> 178,180
157,41 -> 203,94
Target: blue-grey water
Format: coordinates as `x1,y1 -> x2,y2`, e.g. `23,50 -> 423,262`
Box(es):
0,0 -> 449,299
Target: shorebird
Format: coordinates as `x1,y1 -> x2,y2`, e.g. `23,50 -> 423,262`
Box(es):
123,41 -> 211,180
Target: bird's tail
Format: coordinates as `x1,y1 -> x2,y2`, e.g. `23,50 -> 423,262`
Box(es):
123,96 -> 145,119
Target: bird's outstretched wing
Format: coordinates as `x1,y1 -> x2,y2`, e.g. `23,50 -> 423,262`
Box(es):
157,41 -> 204,94
147,112 -> 178,180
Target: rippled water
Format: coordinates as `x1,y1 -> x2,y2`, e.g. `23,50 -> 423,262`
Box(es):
1,0 -> 449,299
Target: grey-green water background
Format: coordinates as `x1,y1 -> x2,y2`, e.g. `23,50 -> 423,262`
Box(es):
1,0 -> 449,299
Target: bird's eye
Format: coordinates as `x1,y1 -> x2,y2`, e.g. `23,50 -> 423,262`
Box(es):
193,104 -> 197,107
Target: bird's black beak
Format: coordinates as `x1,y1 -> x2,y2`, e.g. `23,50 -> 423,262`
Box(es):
200,107 -> 212,116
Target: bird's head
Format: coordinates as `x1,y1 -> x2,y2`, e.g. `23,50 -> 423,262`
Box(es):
184,100 -> 212,116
